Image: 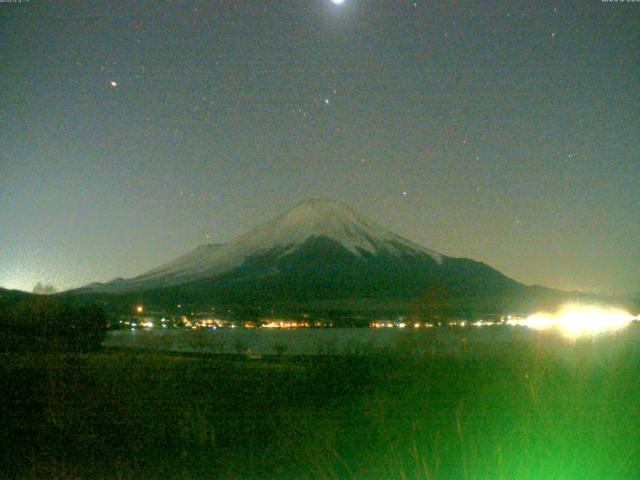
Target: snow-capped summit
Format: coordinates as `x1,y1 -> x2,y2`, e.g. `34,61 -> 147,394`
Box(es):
225,198 -> 443,261
88,199 -> 444,293
68,198 -> 525,311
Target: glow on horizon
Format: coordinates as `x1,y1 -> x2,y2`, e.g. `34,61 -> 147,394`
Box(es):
507,304 -> 637,339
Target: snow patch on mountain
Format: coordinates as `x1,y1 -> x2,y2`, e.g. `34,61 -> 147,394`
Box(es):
232,199 -> 442,261
83,199 -> 444,292
118,243 -> 224,287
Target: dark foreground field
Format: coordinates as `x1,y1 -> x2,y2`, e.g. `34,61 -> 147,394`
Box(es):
2,329 -> 640,479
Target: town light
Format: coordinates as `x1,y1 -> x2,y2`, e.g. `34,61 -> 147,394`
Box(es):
507,304 -> 636,339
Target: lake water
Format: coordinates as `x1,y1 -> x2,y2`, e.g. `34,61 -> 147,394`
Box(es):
103,325 -> 640,358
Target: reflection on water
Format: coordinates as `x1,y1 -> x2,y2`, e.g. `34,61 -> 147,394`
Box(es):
104,323 -> 640,357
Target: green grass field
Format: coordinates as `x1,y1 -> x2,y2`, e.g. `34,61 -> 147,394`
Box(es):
2,327 -> 640,479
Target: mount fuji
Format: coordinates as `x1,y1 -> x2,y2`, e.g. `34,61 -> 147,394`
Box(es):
69,199 -> 539,314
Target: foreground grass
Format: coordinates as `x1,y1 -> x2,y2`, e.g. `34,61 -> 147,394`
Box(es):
1,329 -> 640,479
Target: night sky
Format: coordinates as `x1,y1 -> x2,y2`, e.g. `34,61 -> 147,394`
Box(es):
1,0 -> 638,295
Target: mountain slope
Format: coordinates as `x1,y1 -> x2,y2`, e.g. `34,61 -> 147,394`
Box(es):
68,199 -> 542,313
83,199 -> 446,294
0,287 -> 34,304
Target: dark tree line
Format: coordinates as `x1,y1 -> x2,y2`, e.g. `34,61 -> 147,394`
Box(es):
0,296 -> 108,352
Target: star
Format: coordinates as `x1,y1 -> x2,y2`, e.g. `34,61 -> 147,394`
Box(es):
109,81 -> 118,88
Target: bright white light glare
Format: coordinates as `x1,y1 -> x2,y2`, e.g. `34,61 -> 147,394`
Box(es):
331,0 -> 345,4
508,304 -> 636,339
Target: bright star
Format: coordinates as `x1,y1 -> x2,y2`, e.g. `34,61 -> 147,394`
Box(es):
110,81 -> 118,87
